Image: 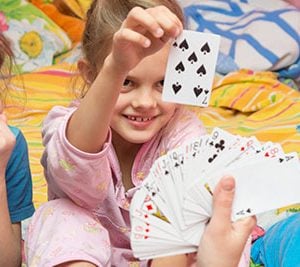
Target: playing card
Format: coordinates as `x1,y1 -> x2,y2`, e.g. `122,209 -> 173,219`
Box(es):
162,30 -> 220,107
202,156 -> 300,221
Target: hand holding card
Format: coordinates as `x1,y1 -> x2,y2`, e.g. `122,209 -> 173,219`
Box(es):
162,30 -> 220,107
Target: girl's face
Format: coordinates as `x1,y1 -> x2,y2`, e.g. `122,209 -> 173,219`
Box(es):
110,44 -> 177,145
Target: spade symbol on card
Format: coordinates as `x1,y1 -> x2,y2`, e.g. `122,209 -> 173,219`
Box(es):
172,82 -> 182,94
193,85 -> 203,97
188,52 -> 198,64
208,154 -> 217,163
175,61 -> 185,73
179,39 -> 189,51
196,65 -> 206,76
201,42 -> 210,54
173,41 -> 178,47
236,208 -> 252,216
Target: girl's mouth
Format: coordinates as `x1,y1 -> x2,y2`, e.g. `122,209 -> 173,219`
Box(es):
126,115 -> 153,122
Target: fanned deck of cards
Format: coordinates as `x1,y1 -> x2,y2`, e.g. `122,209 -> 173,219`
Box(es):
130,128 -> 300,260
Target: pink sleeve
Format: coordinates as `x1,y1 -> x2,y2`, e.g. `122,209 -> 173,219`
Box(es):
41,104 -> 113,210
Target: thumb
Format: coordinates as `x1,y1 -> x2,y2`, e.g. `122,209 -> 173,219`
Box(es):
208,176 -> 235,232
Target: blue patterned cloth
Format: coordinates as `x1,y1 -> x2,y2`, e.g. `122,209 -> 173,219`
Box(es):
251,213 -> 300,267
182,0 -> 300,79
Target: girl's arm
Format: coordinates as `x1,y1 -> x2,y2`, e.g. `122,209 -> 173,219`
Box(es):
66,6 -> 182,153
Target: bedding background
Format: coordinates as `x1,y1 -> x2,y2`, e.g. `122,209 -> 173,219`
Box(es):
0,0 -> 299,266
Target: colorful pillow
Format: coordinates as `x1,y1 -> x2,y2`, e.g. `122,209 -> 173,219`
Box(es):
30,0 -> 85,43
5,62 -> 76,208
0,0 -> 72,73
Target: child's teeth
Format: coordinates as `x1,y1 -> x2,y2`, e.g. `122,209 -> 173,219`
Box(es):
128,116 -> 151,121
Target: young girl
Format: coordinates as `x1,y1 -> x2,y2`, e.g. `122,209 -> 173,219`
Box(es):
25,0 -> 255,266
0,32 -> 35,266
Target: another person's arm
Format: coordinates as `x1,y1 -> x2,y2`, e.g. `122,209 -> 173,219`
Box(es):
0,114 -> 21,267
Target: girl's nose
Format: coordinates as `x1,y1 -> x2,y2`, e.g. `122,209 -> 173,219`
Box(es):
131,87 -> 157,109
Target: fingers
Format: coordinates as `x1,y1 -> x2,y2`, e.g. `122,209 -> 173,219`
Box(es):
234,215 -> 257,238
114,28 -> 152,48
121,6 -> 182,47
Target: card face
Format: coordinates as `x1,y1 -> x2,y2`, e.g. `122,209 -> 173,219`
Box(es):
162,30 -> 220,107
206,158 -> 300,221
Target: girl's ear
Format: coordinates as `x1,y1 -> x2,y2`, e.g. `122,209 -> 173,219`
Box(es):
77,59 -> 94,85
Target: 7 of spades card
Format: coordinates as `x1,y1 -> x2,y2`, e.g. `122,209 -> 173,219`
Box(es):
162,30 -> 220,107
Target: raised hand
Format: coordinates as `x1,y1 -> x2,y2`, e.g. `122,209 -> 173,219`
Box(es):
110,5 -> 182,73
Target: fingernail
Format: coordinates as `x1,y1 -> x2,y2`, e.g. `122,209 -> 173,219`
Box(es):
222,176 -> 235,191
143,39 -> 151,48
175,27 -> 181,36
156,28 -> 164,37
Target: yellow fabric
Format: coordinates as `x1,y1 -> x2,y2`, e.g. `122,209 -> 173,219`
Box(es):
189,69 -> 300,156
76,0 -> 92,15
5,63 -> 75,208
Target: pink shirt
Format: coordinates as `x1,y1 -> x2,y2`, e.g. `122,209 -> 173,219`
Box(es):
41,102 -> 206,265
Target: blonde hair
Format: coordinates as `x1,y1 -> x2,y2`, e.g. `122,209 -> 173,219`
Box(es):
0,33 -> 14,100
78,0 -> 184,96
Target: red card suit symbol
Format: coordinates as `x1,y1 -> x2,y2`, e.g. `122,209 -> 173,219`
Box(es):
188,52 -> 198,64
179,39 -> 189,51
193,85 -> 203,97
146,204 -> 154,211
196,64 -> 206,76
201,42 -> 210,54
175,61 -> 185,73
172,82 -> 182,94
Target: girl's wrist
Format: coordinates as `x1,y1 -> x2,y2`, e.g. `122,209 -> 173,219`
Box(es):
103,53 -> 128,78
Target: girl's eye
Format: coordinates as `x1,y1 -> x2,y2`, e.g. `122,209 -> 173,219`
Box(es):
121,79 -> 133,92
123,79 -> 131,87
156,80 -> 164,92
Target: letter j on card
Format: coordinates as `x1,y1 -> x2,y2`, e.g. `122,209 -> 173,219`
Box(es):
162,30 -> 220,107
